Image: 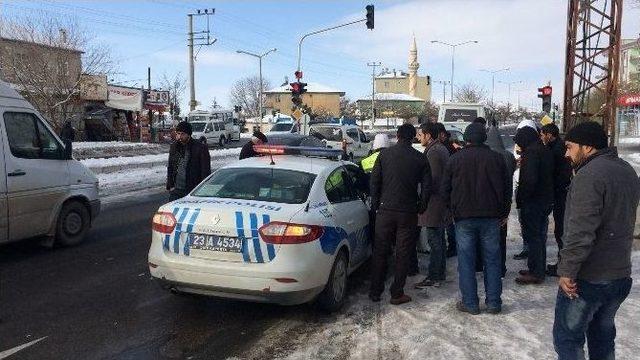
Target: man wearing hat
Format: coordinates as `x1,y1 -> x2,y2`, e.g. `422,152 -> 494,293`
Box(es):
442,123 -> 510,314
553,122 -> 639,359
239,130 -> 268,160
166,121 -> 212,201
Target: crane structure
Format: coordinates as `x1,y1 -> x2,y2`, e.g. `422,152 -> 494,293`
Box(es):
563,0 -> 623,144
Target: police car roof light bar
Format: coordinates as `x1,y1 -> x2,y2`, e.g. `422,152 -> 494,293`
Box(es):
253,145 -> 344,160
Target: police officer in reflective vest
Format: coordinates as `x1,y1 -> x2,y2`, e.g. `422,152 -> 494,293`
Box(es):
361,134 -> 390,173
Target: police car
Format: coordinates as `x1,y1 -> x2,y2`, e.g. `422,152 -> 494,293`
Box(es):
148,145 -> 370,311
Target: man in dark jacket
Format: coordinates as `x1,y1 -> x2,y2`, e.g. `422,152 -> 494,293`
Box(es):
442,123 -> 510,315
514,125 -> 554,285
553,122 -> 639,360
239,131 -> 268,160
166,121 -> 212,201
540,123 -> 573,277
414,122 -> 450,288
369,124 -> 432,305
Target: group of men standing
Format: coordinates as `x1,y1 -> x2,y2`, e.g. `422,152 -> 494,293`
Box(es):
367,119 -> 639,359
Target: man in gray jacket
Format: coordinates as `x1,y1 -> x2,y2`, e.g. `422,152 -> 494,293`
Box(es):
415,122 -> 450,288
553,122 -> 640,360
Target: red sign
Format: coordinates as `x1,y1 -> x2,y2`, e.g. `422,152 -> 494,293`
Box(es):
618,94 -> 640,107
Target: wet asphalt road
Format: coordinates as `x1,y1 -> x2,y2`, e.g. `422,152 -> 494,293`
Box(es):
0,128 -> 515,360
0,191 -> 349,360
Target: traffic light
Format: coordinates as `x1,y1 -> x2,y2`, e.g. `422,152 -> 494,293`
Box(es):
290,81 -> 307,107
366,5 -> 374,30
538,86 -> 552,113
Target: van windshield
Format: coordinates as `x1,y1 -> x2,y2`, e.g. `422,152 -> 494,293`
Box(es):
192,168 -> 316,204
191,122 -> 207,132
310,126 -> 343,141
443,109 -> 478,122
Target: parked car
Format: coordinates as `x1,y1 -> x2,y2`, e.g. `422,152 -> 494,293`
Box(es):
0,81 -> 100,247
308,123 -> 371,160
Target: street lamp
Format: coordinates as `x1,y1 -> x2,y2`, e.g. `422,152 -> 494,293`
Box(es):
479,68 -> 510,104
236,48 -> 277,125
431,40 -> 478,102
498,80 -> 524,107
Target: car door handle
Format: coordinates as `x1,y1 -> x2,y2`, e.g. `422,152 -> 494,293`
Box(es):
8,170 -> 26,177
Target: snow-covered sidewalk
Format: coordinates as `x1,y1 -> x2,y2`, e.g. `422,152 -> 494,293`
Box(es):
239,215 -> 640,360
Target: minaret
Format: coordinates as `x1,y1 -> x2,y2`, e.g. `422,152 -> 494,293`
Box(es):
408,33 -> 419,97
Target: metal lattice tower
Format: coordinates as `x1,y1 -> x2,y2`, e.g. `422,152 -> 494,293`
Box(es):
563,0 -> 623,142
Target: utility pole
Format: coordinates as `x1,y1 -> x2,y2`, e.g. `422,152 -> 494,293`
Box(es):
187,8 -> 217,112
480,68 -> 510,104
431,40 -> 478,101
367,61 -> 381,129
237,48 -> 277,126
434,80 -> 450,103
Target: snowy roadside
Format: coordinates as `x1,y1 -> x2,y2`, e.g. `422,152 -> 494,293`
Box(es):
234,214 -> 640,360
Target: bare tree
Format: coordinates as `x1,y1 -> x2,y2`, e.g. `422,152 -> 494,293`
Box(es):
0,13 -> 114,129
228,76 -> 271,118
160,72 -> 186,117
454,83 -> 488,103
339,97 -> 358,118
419,101 -> 439,123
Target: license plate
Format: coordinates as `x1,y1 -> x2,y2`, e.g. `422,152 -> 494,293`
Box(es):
188,234 -> 243,253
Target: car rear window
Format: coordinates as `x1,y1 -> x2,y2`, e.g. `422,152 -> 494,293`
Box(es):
443,109 -> 477,122
192,168 -> 316,204
310,126 -> 343,141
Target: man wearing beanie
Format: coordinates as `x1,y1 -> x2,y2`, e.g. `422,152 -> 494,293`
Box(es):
513,125 -> 554,285
442,122 -> 510,314
166,121 -> 211,201
553,122 -> 639,359
239,130 -> 268,160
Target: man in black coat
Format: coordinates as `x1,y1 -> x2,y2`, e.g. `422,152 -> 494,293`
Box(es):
369,124 -> 432,305
166,121 -> 212,201
540,123 -> 572,276
239,131 -> 268,160
514,126 -> 554,284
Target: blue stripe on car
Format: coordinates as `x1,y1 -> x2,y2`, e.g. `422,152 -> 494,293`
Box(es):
164,207 -> 181,250
236,211 -> 250,263
262,214 -> 275,261
183,208 -> 201,256
174,208 -> 190,254
249,213 -> 264,263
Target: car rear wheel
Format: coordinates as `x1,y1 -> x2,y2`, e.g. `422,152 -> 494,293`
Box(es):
317,250 -> 348,312
55,200 -> 91,247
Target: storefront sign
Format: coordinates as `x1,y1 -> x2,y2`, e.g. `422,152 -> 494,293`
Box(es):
106,85 -> 143,111
618,94 -> 640,107
145,90 -> 170,106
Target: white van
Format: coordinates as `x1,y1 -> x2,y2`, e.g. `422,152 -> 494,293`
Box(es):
0,81 -> 100,246
308,123 -> 371,160
438,102 -> 494,131
190,120 -> 227,147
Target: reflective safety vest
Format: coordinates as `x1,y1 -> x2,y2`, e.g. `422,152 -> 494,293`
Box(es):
361,151 -> 380,173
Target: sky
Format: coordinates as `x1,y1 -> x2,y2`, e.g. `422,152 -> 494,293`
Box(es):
1,0 -> 639,114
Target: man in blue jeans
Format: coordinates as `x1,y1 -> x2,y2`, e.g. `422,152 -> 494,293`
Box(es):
553,122 -> 639,359
442,122 -> 510,314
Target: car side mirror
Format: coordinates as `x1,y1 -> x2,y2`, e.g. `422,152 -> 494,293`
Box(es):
63,139 -> 73,160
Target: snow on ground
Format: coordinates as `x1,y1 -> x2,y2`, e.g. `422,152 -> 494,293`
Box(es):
82,148 -> 241,169
238,214 -> 640,360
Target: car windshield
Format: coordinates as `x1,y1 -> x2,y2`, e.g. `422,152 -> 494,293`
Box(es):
310,126 -> 342,141
443,109 -> 477,122
270,123 -> 293,132
191,122 -> 207,132
192,168 -> 316,204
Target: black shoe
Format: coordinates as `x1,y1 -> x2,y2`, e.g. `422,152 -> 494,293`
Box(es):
369,294 -> 381,303
546,264 -> 559,277
486,307 -> 502,315
414,278 -> 442,289
513,251 -> 529,260
456,301 -> 480,315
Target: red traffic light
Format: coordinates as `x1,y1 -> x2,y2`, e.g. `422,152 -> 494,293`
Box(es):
538,86 -> 552,97
294,71 -> 303,79
290,82 -> 301,94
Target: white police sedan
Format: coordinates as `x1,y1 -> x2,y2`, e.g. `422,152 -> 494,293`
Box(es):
148,145 -> 371,311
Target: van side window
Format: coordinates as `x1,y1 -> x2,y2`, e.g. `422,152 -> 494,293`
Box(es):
3,112 -> 63,160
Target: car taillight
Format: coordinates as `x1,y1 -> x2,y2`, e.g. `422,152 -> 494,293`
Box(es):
258,221 -> 324,244
152,212 -> 177,234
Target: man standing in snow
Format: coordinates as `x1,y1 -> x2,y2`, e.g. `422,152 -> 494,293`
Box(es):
553,122 -> 639,360
442,123 -> 509,314
166,121 -> 211,201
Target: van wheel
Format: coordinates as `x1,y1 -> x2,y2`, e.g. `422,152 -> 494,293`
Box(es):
219,136 -> 225,147
56,201 -> 90,247
317,250 -> 348,312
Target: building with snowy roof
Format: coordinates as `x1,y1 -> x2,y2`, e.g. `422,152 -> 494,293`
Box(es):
263,82 -> 345,118
356,92 -> 425,121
